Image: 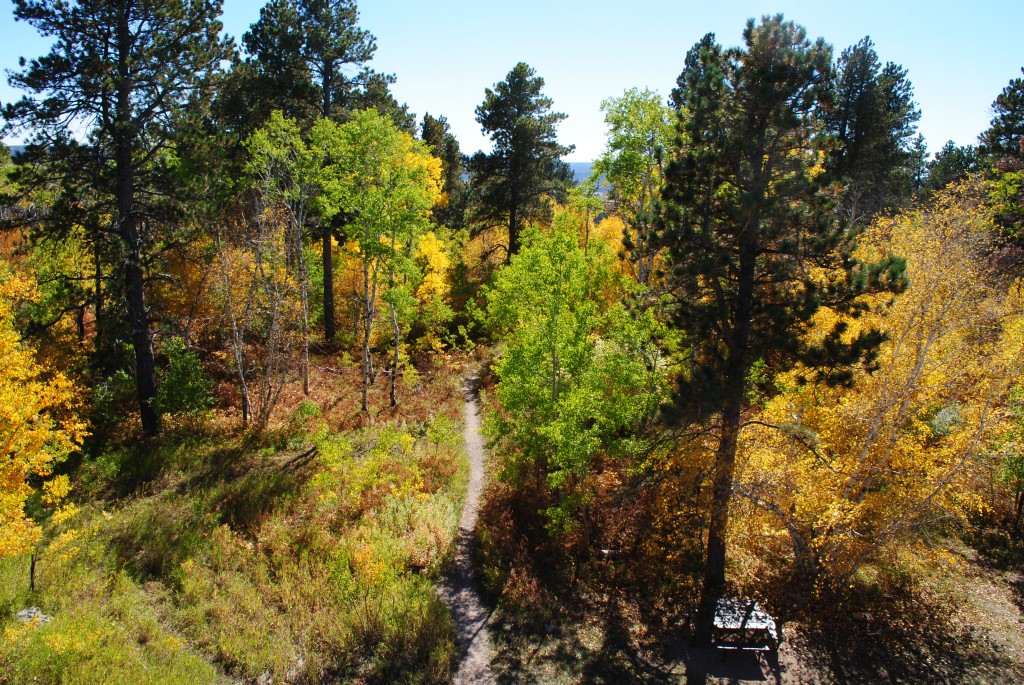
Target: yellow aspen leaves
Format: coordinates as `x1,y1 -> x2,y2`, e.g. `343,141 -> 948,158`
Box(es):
0,265 -> 86,558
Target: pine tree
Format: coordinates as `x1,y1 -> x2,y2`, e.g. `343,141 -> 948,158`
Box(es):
3,0 -> 229,435
469,62 -> 574,261
825,37 -> 921,225
926,141 -> 982,193
659,16 -> 903,643
980,68 -> 1024,163
421,113 -> 467,229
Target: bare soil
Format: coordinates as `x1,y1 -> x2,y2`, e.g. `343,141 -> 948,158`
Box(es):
437,376 -> 497,685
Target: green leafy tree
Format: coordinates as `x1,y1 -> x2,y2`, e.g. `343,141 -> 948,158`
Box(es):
659,16 -> 904,641
245,112 -> 322,395
3,0 -> 230,435
980,68 -> 1024,162
485,218 -> 665,529
234,0 -> 411,345
314,110 -> 441,410
592,88 -> 673,285
825,37 -> 922,225
469,62 -> 574,261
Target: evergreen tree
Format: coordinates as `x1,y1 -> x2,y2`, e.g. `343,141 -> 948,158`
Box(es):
980,68 -> 1024,163
926,141 -> 982,192
421,113 -> 467,229
469,62 -> 574,261
825,37 -> 921,225
659,16 -> 903,642
3,0 -> 230,435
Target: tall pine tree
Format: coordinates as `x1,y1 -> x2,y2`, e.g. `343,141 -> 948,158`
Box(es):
659,16 -> 903,642
3,0 -> 229,435
825,37 -> 922,226
469,62 -> 574,261
980,68 -> 1024,163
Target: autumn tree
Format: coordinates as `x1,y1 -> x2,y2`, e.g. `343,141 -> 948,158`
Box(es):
215,202 -> 304,429
3,0 -> 230,435
314,110 -> 441,410
592,88 -> 672,285
825,37 -> 922,225
0,266 -> 85,558
469,62 -> 574,261
735,180 -> 1024,584
658,17 -> 902,640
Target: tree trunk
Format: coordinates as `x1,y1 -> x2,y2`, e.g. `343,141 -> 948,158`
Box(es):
696,233 -> 756,644
323,223 -> 336,343
1014,489 -> 1024,534
508,193 -> 520,262
361,260 -> 373,413
93,231 -> 103,342
390,300 -> 400,407
116,6 -> 159,436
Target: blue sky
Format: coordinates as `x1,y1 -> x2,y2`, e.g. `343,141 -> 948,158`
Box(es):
2,0 -> 1022,161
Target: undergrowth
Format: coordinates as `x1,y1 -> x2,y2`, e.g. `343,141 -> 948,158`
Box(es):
0,363 -> 468,684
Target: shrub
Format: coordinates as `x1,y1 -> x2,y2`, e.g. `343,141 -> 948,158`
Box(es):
153,337 -> 214,420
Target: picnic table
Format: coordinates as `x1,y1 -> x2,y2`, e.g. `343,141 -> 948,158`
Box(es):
712,598 -> 780,652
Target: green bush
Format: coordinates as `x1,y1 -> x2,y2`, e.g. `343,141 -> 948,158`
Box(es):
153,337 -> 214,420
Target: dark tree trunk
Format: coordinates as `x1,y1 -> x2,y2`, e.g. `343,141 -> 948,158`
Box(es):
508,194 -> 519,262
323,224 -> 336,343
93,230 -> 103,340
696,231 -> 756,644
116,5 -> 159,436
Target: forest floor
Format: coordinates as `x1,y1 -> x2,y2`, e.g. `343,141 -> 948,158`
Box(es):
484,543 -> 1024,684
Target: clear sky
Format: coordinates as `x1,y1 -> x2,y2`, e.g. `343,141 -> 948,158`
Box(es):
2,0 -> 1022,162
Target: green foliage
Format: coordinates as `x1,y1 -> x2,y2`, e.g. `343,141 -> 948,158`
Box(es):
825,36 -> 923,221
4,0 -> 232,436
827,36 -> 925,222
485,223 -> 666,529
421,113 -> 468,229
592,87 -> 672,283
926,140 -> 982,193
153,338 -> 214,420
0,563 -> 224,685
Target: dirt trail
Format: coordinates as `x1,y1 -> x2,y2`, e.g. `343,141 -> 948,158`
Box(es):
438,377 -> 496,685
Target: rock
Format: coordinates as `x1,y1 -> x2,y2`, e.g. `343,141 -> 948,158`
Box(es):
15,607 -> 52,625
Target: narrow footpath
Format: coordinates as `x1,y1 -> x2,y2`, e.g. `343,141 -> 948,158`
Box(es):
437,377 -> 496,685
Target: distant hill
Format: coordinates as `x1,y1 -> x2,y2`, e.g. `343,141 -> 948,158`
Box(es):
569,162 -> 593,185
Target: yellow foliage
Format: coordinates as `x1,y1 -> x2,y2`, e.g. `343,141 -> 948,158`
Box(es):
415,231 -> 451,302
0,265 -> 86,558
732,181 -> 1023,583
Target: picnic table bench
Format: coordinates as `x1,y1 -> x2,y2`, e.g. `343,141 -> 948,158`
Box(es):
712,598 -> 780,652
